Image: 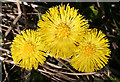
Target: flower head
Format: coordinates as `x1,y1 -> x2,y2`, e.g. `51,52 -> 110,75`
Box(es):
11,29 -> 47,69
37,3 -> 88,59
69,28 -> 111,73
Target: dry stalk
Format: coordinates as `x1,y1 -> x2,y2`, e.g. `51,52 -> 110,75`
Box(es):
13,0 -> 21,25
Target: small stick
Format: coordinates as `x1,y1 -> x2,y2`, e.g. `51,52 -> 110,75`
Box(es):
60,71 -> 96,76
5,26 -> 12,37
0,47 -> 10,54
56,58 -> 80,79
40,72 -> 58,81
3,62 -> 9,82
37,69 -> 62,81
6,13 -> 42,15
46,61 -> 62,69
41,65 -> 76,81
13,0 -> 21,25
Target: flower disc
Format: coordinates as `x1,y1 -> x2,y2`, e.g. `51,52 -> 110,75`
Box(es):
69,28 -> 111,72
11,29 -> 47,69
37,4 -> 89,59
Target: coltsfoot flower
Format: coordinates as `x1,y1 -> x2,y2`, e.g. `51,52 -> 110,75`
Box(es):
37,3 -> 89,59
11,29 -> 47,69
69,28 -> 111,73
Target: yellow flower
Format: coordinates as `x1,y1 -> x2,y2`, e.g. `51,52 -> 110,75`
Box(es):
11,29 -> 47,69
37,3 -> 89,59
69,28 -> 111,73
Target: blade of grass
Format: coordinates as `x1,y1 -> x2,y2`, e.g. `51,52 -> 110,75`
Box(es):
0,35 -> 5,47
109,5 -> 120,35
0,35 -> 8,56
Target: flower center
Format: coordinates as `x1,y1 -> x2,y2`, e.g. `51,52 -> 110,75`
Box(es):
23,43 -> 34,54
82,43 -> 95,57
55,23 -> 70,39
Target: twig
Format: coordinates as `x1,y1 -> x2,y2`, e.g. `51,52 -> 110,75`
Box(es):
86,75 -> 90,80
11,29 -> 18,35
9,64 -> 16,71
107,68 -> 110,77
3,61 -> 9,82
0,47 -> 10,54
46,62 -> 62,69
112,42 -> 118,50
2,53 -> 12,58
97,1 -> 100,8
0,56 -> 18,66
13,0 -> 21,25
16,23 -> 21,34
0,24 -> 11,28
91,75 -> 95,78
56,58 -> 80,79
56,58 -> 74,72
37,69 -> 62,81
40,72 -> 58,81
1,42 -> 12,45
24,71 -> 31,80
41,65 -> 76,81
6,13 -> 42,15
5,26 -> 12,37
0,13 -> 5,16
0,56 -> 4,61
6,13 -> 15,19
2,29 -> 7,31
60,71 -> 96,76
